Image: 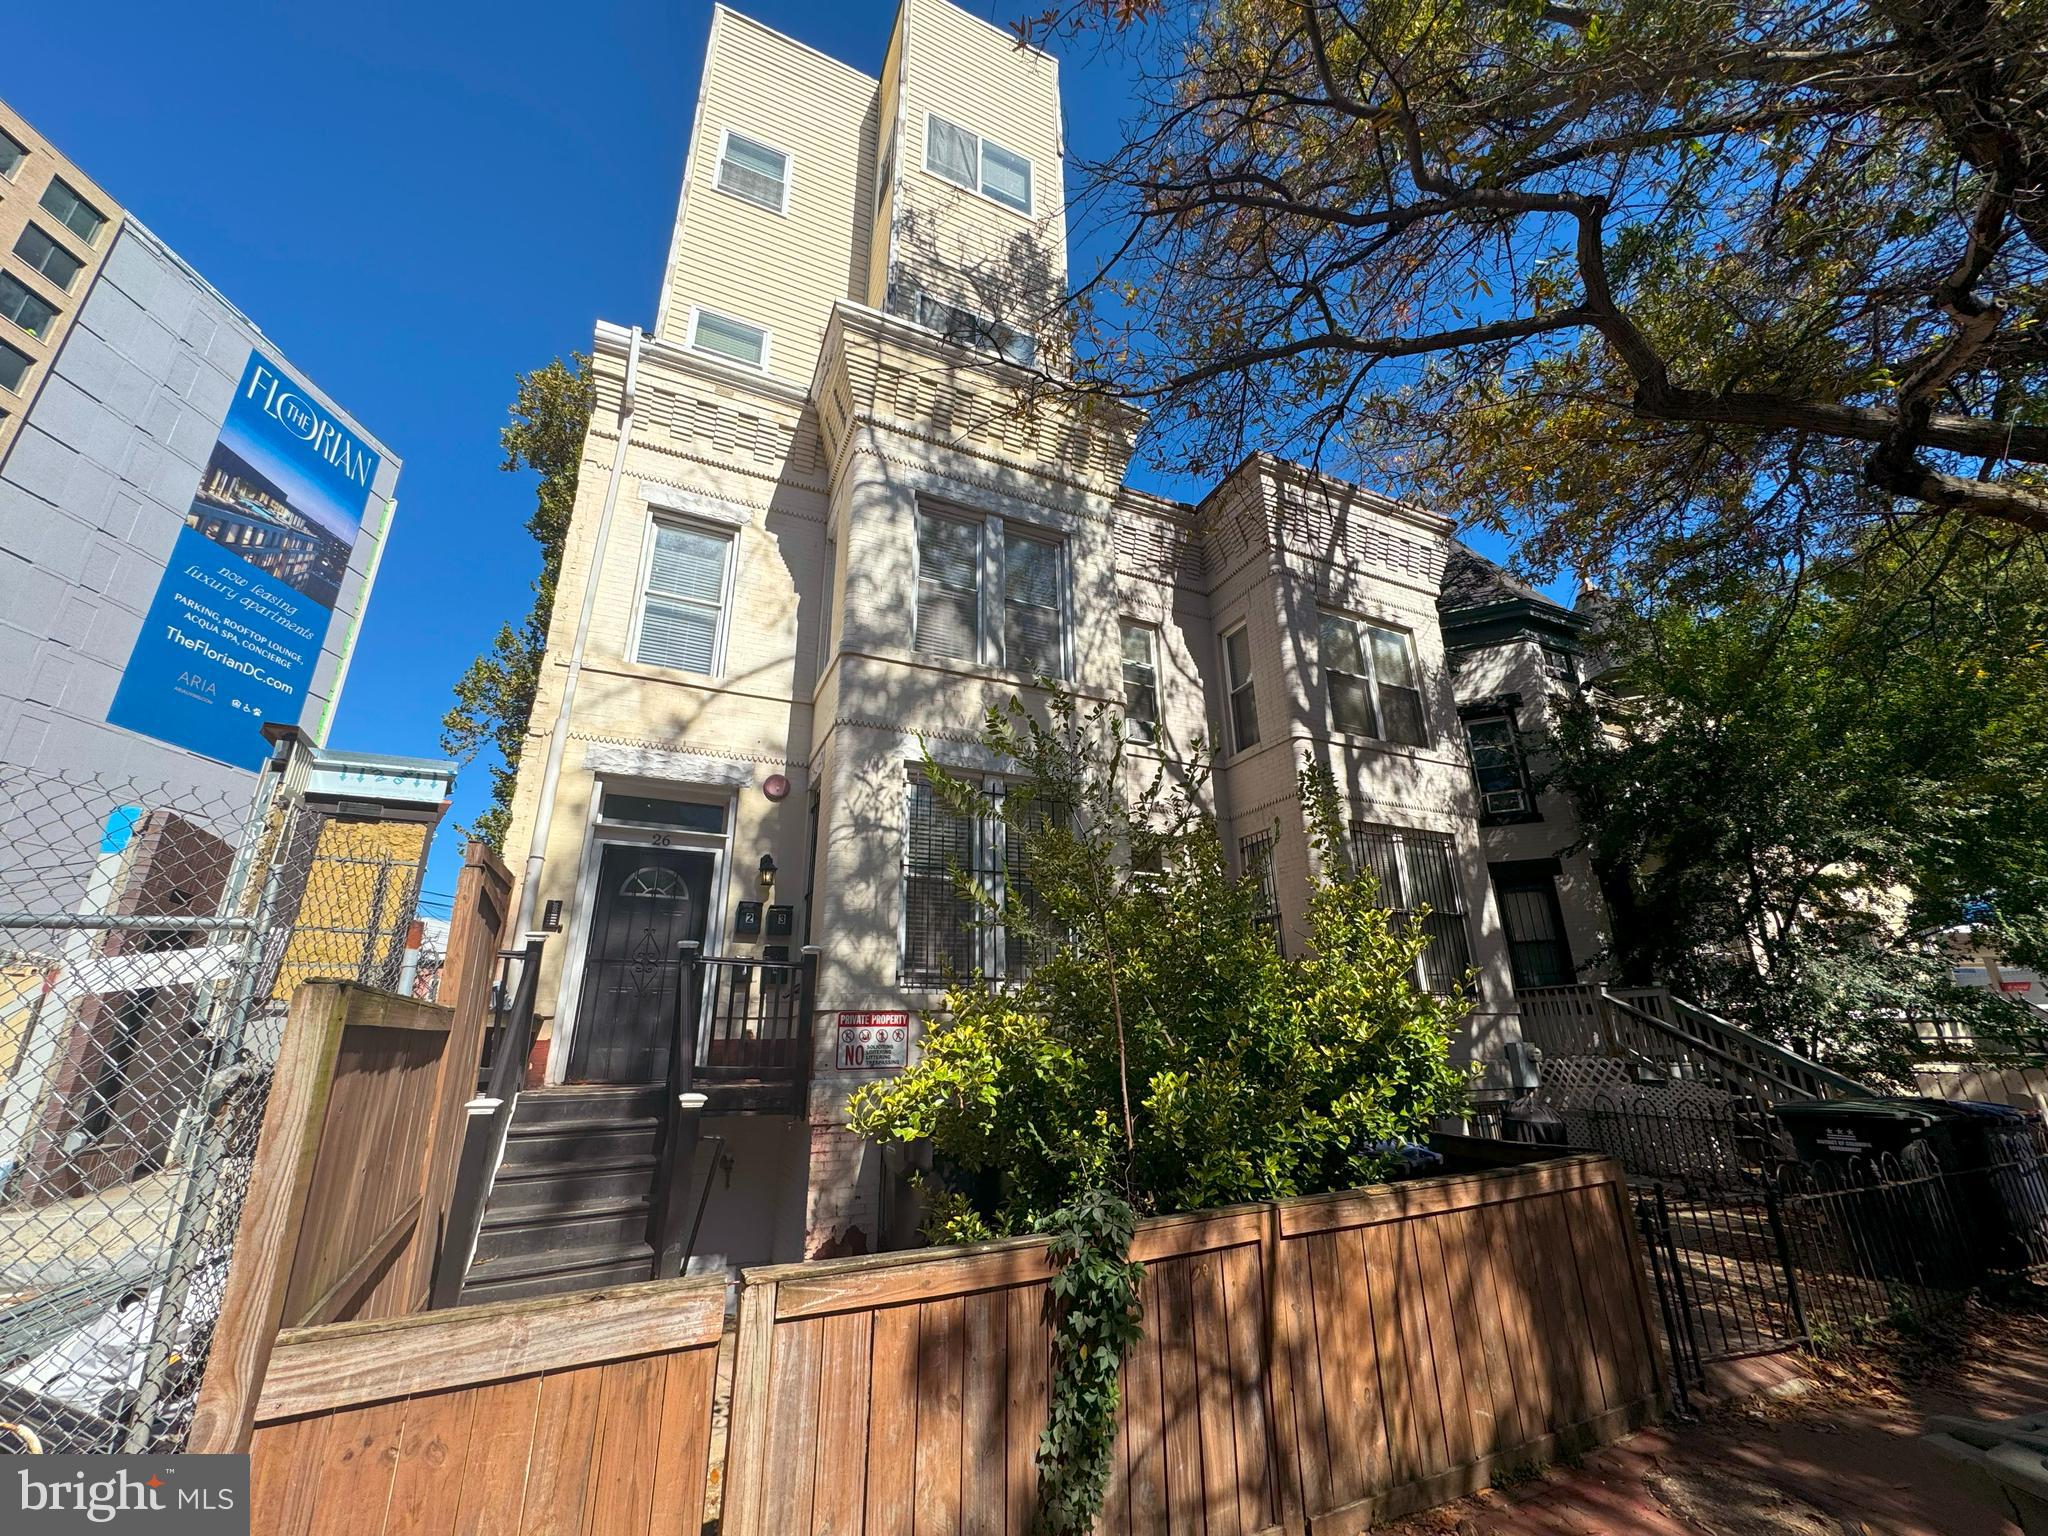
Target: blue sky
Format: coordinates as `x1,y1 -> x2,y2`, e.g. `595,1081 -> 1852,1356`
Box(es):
13,0 -> 1534,912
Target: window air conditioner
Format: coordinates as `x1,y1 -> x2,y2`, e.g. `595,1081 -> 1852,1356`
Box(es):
1483,789 -> 1530,816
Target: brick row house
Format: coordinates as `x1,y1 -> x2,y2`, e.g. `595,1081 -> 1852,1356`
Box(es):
481,0 -> 1608,1294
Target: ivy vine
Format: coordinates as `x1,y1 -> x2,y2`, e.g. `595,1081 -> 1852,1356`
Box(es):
1034,1188 -> 1146,1536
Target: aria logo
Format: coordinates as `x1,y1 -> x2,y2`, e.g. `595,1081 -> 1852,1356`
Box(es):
244,361 -> 374,489
17,1466 -> 237,1523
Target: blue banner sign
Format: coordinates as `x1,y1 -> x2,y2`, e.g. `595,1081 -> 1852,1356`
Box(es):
108,351 -> 380,768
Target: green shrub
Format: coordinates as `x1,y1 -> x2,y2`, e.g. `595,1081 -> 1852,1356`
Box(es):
849,689 -> 1470,1239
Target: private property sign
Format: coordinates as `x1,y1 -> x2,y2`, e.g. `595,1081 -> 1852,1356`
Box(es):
836,1012 -> 909,1070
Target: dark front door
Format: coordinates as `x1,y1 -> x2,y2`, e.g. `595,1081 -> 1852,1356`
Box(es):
568,844 -> 715,1083
1491,862 -> 1574,990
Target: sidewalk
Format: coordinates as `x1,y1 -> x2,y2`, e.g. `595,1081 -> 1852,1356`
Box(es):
1386,1301 -> 2048,1536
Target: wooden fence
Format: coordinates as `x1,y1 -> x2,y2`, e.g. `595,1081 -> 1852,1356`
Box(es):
196,1148 -> 1658,1535
723,1150 -> 1660,1536
188,843 -> 513,1454
243,1277 -> 725,1536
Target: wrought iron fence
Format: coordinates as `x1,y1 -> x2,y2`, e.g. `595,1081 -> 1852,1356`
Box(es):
1565,1091 -> 2048,1407
0,747 -> 444,1451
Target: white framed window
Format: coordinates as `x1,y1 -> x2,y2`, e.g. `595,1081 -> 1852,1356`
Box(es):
1003,527 -> 1062,677
634,517 -> 736,675
913,506 -> 1067,679
687,307 -> 769,370
898,287 -> 1036,366
1120,621 -> 1159,742
0,128 -> 25,181
923,112 -> 1034,215
1320,611 -> 1428,746
1222,625 -> 1259,754
1351,823 -> 1473,995
714,130 -> 790,214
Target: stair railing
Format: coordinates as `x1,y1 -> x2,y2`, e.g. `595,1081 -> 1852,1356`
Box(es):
1515,982 -> 1869,1106
430,935 -> 545,1308
650,943 -> 822,1278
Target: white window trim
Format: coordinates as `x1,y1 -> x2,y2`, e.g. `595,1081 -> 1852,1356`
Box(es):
685,304 -> 772,373
901,287 -> 1036,367
911,503 -> 1070,681
1320,608 -> 1430,748
1222,623 -> 1258,754
921,111 -> 1035,217
627,509 -> 742,679
1120,619 -> 1160,743
713,127 -> 792,216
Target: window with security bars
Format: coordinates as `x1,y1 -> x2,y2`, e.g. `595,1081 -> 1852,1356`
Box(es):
900,780 -> 1047,984
715,131 -> 789,212
1239,829 -> 1282,950
1321,611 -> 1428,746
1350,823 -> 1472,994
914,508 -> 1066,678
636,520 -> 732,673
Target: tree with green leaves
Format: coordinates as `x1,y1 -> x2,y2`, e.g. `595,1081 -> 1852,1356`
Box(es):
441,356 -> 594,848
847,689 -> 1470,1241
1059,0 -> 2048,596
1547,531 -> 2048,1080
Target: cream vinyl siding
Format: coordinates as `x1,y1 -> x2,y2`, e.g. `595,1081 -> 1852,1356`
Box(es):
658,6 -> 879,387
890,0 -> 1066,328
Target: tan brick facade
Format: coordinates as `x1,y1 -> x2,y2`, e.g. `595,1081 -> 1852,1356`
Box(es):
0,98 -> 124,465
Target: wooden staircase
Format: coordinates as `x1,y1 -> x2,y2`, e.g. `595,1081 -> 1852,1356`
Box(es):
1514,984 -> 1870,1105
455,1086 -> 663,1305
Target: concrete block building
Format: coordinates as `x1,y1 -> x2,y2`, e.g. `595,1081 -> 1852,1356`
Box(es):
492,0 -> 1597,1285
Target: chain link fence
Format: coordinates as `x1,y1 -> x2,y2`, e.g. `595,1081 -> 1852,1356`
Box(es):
0,746 -> 443,1451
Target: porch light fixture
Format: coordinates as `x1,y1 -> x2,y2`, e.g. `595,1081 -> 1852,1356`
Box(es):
759,853 -> 778,888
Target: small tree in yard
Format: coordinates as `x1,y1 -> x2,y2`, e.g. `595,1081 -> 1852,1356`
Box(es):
848,689 -> 1469,1237
441,355 -> 595,849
